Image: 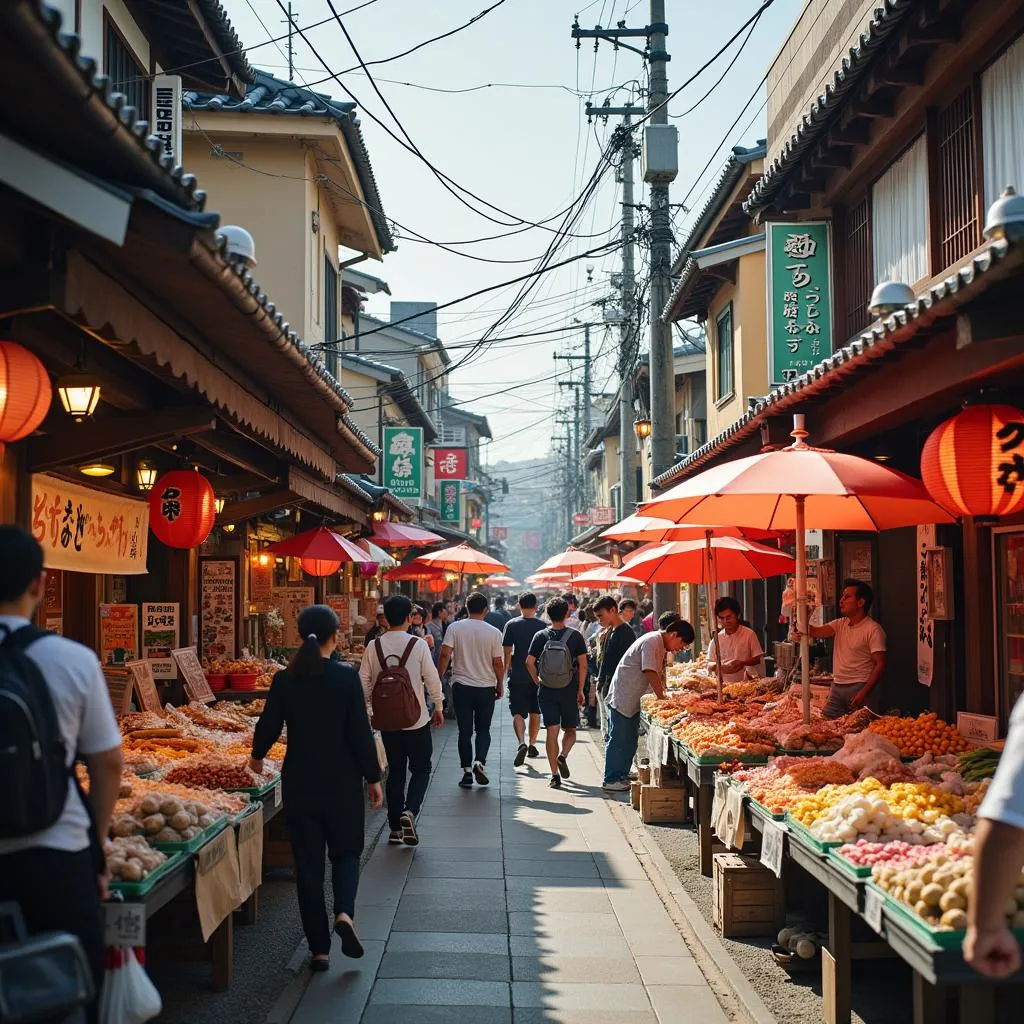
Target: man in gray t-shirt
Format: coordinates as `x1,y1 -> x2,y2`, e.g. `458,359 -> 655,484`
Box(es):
603,615 -> 694,791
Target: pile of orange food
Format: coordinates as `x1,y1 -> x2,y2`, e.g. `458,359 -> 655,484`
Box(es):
868,713 -> 970,758
732,757 -> 858,814
164,753 -> 276,791
673,719 -> 776,758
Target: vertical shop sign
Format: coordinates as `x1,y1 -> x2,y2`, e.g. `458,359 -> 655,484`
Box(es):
433,447 -> 468,480
99,604 -> 139,667
141,602 -> 180,679
383,426 -> 423,499
251,558 -> 273,609
326,595 -> 351,636
269,587 -> 314,649
917,525 -> 936,686
766,222 -> 833,385
42,569 -> 62,636
200,559 -> 237,660
151,75 -> 182,164
439,480 -> 461,523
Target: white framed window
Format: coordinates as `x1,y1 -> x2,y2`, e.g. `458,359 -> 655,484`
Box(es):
714,303 -> 734,402
981,35 -> 1024,207
871,135 -> 929,286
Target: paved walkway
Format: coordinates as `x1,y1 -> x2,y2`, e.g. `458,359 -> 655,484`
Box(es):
288,713 -> 729,1024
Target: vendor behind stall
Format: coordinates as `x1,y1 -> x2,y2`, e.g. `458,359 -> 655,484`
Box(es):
796,579 -> 886,719
706,597 -> 764,682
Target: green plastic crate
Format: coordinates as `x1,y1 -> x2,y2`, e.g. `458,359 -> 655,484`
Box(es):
109,851 -> 187,897
151,815 -> 228,855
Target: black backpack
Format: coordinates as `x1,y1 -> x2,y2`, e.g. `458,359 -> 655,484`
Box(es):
0,625 -> 69,839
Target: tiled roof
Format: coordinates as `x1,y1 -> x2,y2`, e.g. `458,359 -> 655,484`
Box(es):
652,236 -> 1020,488
190,0 -> 256,85
743,0 -> 916,218
184,71 -> 395,253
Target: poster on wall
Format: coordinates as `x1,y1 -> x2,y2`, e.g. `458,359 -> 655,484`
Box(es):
99,604 -> 139,667
251,559 -> 273,609
269,588 -> 314,649
200,559 -> 236,660
917,525 -> 936,686
141,602 -> 180,680
327,595 -> 351,634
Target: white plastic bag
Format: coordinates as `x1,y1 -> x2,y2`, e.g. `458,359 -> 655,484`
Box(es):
99,948 -> 162,1023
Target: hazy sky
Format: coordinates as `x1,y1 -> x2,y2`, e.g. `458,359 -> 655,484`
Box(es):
218,0 -> 805,464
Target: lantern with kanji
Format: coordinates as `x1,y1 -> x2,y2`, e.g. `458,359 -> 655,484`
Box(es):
921,403 -> 1024,519
427,577 -> 447,593
300,558 -> 341,577
148,470 -> 216,548
0,341 -> 51,444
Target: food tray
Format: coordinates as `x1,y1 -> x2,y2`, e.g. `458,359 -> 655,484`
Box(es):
684,747 -> 772,766
784,814 -> 842,853
227,772 -> 281,798
110,851 -> 187,897
777,747 -> 841,757
151,814 -> 229,854
826,849 -> 874,880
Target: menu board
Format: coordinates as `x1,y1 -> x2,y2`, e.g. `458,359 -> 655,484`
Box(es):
141,602 -> 179,679
327,595 -> 351,633
200,559 -> 236,660
103,667 -> 134,715
125,659 -> 162,714
99,604 -> 139,667
269,587 -> 314,649
172,646 -> 215,704
251,560 -> 273,609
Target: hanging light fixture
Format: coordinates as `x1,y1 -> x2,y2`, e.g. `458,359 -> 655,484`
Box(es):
136,460 -> 157,492
223,523 -> 236,533
214,496 -> 226,515
80,462 -> 115,478
372,509 -> 387,522
633,417 -> 652,440
56,374 -> 102,422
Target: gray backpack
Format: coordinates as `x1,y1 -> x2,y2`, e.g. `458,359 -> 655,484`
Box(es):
537,630 -> 574,688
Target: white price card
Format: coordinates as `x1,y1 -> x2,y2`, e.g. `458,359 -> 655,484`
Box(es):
760,818 -> 785,878
864,887 -> 885,934
104,901 -> 145,948
273,782 -> 282,807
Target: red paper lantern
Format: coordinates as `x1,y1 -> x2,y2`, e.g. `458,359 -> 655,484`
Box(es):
921,403 -> 1024,518
427,577 -> 447,593
148,470 -> 216,548
0,341 -> 51,442
299,558 -> 341,577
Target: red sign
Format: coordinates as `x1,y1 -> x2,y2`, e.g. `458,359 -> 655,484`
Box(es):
491,526 -> 508,541
572,512 -> 591,526
522,531 -> 541,550
433,448 -> 468,479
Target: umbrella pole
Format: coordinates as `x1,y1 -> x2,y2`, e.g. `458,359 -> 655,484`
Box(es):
707,532 -> 724,703
795,494 -> 810,725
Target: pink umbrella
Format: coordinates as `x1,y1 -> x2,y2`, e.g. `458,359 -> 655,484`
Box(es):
533,547 -> 610,581
372,521 -> 445,547
569,564 -> 643,588
601,512 -> 785,543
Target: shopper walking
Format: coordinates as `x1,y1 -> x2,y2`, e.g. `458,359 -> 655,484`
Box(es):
0,527 -> 123,1023
593,596 -> 637,737
251,605 -> 383,969
485,594 -> 512,631
360,596 -> 443,847
526,597 -> 588,789
426,603 -> 445,664
603,613 -> 695,792
501,592 -> 546,767
438,592 -> 504,788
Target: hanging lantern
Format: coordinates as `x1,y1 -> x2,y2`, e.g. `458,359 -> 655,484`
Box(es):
359,561 -> 378,577
427,577 -> 447,593
136,460 -> 157,492
299,557 -> 341,577
148,470 -> 216,548
921,403 -> 1024,518
55,374 -> 101,422
0,341 -> 51,443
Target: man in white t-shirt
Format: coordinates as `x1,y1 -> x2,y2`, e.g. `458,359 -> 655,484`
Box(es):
0,527 -> 123,1021
798,579 -> 886,719
706,597 -> 764,682
360,595 -> 444,847
438,592 -> 504,788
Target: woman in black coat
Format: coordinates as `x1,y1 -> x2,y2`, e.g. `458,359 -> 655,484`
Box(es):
250,605 -> 383,970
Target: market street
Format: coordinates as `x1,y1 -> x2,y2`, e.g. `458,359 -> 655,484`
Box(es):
284,717 -> 729,1024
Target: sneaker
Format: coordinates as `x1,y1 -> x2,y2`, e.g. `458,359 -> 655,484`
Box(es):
473,761 -> 490,786
400,810 -> 419,847
549,774 -> 562,789
527,745 -> 541,759
459,771 -> 474,789
387,830 -> 403,845
603,779 -> 632,792
557,754 -> 570,779
513,743 -> 528,768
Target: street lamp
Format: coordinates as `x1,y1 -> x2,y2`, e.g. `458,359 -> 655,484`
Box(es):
214,497 -> 226,515
136,460 -> 157,492
633,417 -> 652,441
56,374 -> 101,421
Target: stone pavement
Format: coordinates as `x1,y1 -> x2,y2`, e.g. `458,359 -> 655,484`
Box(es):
287,713 -> 730,1024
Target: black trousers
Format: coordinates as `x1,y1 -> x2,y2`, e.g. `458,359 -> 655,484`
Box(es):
0,847 -> 103,1024
452,683 -> 496,768
285,806 -> 361,957
381,724 -> 433,830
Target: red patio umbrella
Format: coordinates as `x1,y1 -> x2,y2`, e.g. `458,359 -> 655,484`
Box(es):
411,543 -> 511,575
569,564 -> 643,589
371,522 -> 445,547
601,512 -> 785,543
533,547 -> 609,580
263,526 -> 372,563
384,563 -> 447,582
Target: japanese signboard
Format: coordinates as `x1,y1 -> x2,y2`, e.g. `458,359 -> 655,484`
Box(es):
200,559 -> 236,660
172,646 -> 215,703
125,659 -> 162,714
590,506 -> 617,526
269,587 -> 314,649
439,480 -> 461,523
490,526 -> 508,541
151,75 -> 182,165
766,221 -> 833,385
141,602 -> 179,679
383,426 -> 423,499
433,447 -> 468,480
99,604 -> 138,667
31,474 -> 148,575
250,559 -> 273,609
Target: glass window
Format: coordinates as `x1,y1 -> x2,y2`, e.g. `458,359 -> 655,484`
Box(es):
323,256 -> 338,376
995,530 -> 1024,720
715,304 -> 734,401
104,18 -> 149,122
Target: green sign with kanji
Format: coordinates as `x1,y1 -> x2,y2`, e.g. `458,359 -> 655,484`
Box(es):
383,426 -> 423,499
766,221 -> 833,386
439,480 -> 461,523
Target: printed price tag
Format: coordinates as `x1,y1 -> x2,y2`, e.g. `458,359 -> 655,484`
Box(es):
273,782 -> 282,808
760,818 -> 785,878
197,828 -> 229,875
238,810 -> 262,844
104,902 -> 145,948
864,887 -> 885,934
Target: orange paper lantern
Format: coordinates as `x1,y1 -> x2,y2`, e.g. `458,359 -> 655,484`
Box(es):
0,341 -> 51,442
427,577 -> 447,593
148,470 -> 216,548
300,558 -> 342,577
921,404 -> 1024,518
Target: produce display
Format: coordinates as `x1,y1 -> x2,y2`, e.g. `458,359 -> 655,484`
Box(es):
776,926 -> 826,960
867,712 -> 970,757
202,657 -> 283,689
105,836 -> 168,883
732,758 -> 857,815
957,746 -> 1002,781
163,754 -> 277,791
213,699 -> 265,718
673,719 -> 776,758
123,774 -> 250,817
111,790 -> 222,845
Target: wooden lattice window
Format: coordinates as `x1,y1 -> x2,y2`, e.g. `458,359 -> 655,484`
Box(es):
104,16 -> 149,121
934,88 -> 982,270
844,197 -> 872,337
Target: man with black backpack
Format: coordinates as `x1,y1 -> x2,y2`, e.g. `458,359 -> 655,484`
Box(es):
525,597 -> 588,790
0,526 -> 124,1021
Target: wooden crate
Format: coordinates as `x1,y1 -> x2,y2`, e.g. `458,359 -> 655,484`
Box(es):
652,765 -> 685,788
639,784 -> 686,824
630,780 -> 641,810
712,852 -> 785,938
637,764 -> 651,785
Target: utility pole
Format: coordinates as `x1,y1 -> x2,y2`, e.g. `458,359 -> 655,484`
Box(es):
616,116 -> 640,518
554,322 -> 594,506
558,381 -> 585,518
281,2 -> 297,81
